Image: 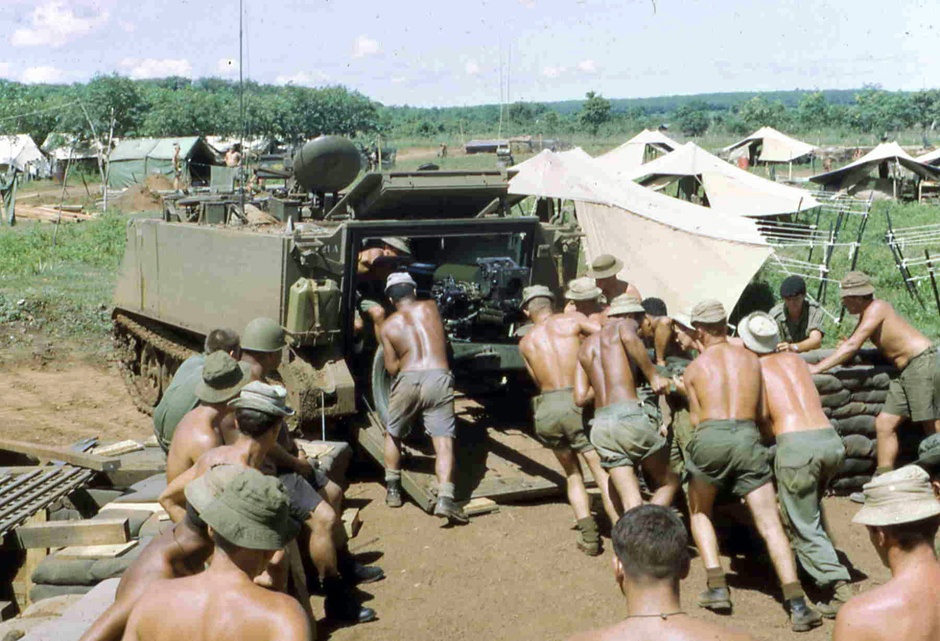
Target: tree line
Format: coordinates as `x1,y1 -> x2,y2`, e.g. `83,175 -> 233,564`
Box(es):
0,75 -> 937,148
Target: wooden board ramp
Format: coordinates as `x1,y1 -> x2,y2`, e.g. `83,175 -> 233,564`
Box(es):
355,396 -> 577,514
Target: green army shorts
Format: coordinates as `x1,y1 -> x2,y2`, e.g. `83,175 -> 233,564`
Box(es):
589,400 -> 667,469
686,419 -> 772,498
532,388 -> 593,453
883,347 -> 940,422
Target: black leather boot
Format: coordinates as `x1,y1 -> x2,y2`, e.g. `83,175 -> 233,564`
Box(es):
323,576 -> 376,624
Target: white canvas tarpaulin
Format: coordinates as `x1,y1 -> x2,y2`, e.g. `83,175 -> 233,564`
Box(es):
627,142 -> 820,217
809,142 -> 940,190
594,129 -> 679,173
0,134 -> 47,174
508,150 -> 773,315
724,127 -> 816,164
916,148 -> 940,167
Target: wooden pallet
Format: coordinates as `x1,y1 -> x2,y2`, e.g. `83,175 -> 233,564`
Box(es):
354,397 -> 574,513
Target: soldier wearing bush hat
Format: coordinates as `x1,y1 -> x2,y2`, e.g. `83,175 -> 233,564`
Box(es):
586,253 -> 642,305
770,275 -> 825,354
833,466 -> 940,641
563,277 -> 607,323
810,271 -> 940,474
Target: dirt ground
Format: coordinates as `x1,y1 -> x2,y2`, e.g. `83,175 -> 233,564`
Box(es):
0,361 -> 891,641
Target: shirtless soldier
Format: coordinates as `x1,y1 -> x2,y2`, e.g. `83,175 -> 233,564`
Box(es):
563,277 -> 608,324
834,465 -> 940,641
575,296 -> 678,513
682,300 -> 820,631
81,466 -> 244,641
160,382 -> 375,624
586,254 -> 642,303
567,505 -> 755,641
519,285 -> 615,554
355,237 -> 412,337
123,468 -> 311,641
739,311 -> 853,617
165,351 -> 251,482
380,272 -> 468,524
809,271 -> 940,473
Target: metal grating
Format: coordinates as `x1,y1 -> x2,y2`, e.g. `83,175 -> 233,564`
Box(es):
0,466 -> 95,537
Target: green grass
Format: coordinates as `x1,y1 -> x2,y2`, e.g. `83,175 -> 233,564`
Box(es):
0,213 -> 130,344
740,201 -> 940,344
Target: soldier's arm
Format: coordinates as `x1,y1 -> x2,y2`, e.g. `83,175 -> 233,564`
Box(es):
159,462 -> 201,523
792,329 -> 823,354
379,323 -> 401,376
653,319 -> 674,365
809,304 -> 883,374
574,357 -> 594,407
620,324 -> 668,394
755,371 -> 774,442
683,366 -> 701,426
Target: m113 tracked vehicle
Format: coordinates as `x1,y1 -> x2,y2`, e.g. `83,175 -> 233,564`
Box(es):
112,135 -> 582,509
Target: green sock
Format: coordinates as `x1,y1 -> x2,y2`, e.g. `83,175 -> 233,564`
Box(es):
782,582 -> 804,601
385,469 -> 401,483
706,567 -> 727,590
875,465 -> 893,476
439,481 -> 455,500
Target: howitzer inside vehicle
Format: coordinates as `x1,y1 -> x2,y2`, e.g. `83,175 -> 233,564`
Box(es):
113,136 -> 582,509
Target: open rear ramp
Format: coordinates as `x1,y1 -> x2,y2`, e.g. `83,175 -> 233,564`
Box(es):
354,395 -> 581,513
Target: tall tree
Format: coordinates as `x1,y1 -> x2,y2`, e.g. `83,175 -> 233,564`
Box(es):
578,91 -> 611,135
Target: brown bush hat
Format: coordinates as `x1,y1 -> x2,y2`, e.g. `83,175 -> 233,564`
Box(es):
521,285 -> 555,308
586,254 -> 624,279
690,299 -> 726,324
195,351 -> 252,404
840,271 -> 875,297
565,277 -> 602,301
608,295 -> 645,317
852,465 -> 940,527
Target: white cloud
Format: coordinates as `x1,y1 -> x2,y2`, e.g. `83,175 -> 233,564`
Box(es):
352,35 -> 380,58
11,2 -> 109,48
21,66 -> 64,84
217,58 -> 238,76
465,60 -> 481,75
577,59 -> 598,73
120,58 -> 192,79
542,65 -> 566,78
0,62 -> 11,78
274,71 -> 329,86
391,76 -> 407,84
119,20 -> 135,33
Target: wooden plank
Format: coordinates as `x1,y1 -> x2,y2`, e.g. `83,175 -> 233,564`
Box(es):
0,438 -> 121,472
13,510 -> 47,609
92,440 -> 144,457
460,497 -> 499,517
15,518 -> 129,549
355,416 -> 436,512
56,540 -> 138,559
342,508 -> 361,539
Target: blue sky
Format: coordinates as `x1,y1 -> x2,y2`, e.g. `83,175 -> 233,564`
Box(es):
0,0 -> 936,106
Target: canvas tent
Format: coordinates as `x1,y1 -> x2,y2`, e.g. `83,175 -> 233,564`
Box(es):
205,136 -> 279,156
594,129 -> 679,173
723,127 -> 816,165
809,142 -> 940,197
508,150 -> 773,315
107,137 -> 219,189
626,142 -> 820,217
916,148 -> 940,167
41,133 -> 104,178
0,134 -> 48,178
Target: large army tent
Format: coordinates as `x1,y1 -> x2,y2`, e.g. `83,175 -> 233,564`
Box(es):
916,148 -> 940,167
809,142 -> 940,196
41,133 -> 104,177
508,150 -> 773,315
594,129 -> 679,173
107,137 -> 219,189
723,126 -> 816,164
626,142 -> 820,217
0,134 -> 48,177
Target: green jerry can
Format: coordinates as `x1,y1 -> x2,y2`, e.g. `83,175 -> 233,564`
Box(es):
285,278 -> 341,342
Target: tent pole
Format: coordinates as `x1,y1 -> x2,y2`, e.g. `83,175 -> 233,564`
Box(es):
926,250 -> 940,315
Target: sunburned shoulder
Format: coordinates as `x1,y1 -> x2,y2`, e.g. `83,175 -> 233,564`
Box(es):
862,298 -> 892,319
566,620 -> 755,641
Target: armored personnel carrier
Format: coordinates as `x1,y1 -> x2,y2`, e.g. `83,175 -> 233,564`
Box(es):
113,136 -> 582,509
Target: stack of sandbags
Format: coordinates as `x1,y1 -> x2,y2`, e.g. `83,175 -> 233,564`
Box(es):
803,349 -> 904,494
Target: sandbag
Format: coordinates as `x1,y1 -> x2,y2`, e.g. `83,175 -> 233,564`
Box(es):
833,366 -> 894,391
842,434 -> 875,458
850,389 -> 888,404
820,389 -> 851,408
831,415 -> 875,436
32,537 -> 151,585
812,374 -> 844,395
113,474 -> 167,504
29,584 -> 91,603
831,402 -> 882,419
839,457 -> 876,476
831,475 -> 872,492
